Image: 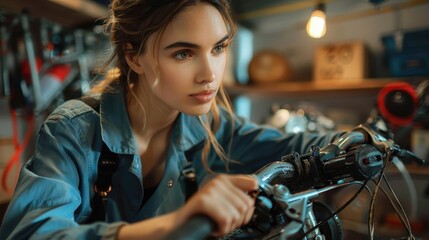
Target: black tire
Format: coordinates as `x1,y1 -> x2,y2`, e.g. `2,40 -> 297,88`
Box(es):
312,201 -> 344,240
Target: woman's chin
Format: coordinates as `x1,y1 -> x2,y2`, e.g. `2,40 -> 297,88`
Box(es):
182,105 -> 212,116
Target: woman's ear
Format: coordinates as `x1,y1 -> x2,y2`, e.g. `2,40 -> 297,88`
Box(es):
125,43 -> 144,74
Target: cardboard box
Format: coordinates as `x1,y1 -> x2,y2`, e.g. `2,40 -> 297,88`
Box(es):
313,41 -> 368,83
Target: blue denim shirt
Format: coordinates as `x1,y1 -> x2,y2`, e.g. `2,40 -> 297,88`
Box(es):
0,88 -> 341,240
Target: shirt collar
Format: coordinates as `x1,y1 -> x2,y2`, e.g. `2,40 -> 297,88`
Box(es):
99,86 -> 207,155
171,113 -> 207,151
100,87 -> 137,155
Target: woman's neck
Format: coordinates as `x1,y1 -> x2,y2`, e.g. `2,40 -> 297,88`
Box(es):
126,81 -> 179,144
125,80 -> 179,188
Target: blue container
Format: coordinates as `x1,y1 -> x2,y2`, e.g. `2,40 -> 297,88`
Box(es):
388,51 -> 429,77
382,29 -> 429,77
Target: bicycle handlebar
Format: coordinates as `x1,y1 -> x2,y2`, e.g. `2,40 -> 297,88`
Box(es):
162,144 -> 383,240
162,123 -> 425,240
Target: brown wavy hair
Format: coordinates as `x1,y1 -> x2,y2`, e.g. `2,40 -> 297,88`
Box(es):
93,0 -> 237,172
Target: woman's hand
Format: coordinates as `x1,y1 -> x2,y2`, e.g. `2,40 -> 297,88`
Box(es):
177,174 -> 259,237
117,174 -> 258,239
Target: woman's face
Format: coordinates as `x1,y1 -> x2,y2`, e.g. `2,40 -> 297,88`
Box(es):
137,3 -> 229,116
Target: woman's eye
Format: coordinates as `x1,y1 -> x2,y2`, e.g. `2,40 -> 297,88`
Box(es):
213,44 -> 226,54
174,50 -> 191,60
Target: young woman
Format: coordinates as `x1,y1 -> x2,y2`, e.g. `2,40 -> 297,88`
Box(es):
0,1 -> 342,239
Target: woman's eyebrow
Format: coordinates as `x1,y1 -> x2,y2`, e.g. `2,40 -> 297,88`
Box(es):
164,34 -> 229,50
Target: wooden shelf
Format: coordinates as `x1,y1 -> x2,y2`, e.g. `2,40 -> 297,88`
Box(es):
0,0 -> 108,27
225,78 -> 427,96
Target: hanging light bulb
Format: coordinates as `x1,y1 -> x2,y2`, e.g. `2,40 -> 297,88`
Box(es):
306,3 -> 327,39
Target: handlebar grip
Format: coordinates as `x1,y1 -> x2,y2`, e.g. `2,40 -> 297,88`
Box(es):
162,214 -> 216,240
398,149 -> 428,166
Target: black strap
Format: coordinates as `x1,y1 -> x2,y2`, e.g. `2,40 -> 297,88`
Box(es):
93,143 -> 119,220
182,162 -> 198,201
86,143 -> 118,223
95,144 -> 119,194
183,147 -> 201,201
79,97 -> 119,222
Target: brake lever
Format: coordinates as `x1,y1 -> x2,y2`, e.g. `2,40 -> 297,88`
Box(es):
397,149 -> 428,166
352,123 -> 427,166
352,123 -> 396,152
258,180 -> 274,196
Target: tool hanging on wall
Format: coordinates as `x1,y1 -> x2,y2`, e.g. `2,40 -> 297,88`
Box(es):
0,11 -> 8,97
0,11 -> 71,194
2,23 -> 35,193
1,8 -> 108,193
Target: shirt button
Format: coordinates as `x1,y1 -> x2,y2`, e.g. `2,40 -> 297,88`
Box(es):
167,180 -> 174,188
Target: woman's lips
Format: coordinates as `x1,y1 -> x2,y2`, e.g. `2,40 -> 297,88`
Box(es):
189,90 -> 215,103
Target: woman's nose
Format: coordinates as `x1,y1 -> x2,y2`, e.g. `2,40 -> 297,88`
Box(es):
196,56 -> 216,84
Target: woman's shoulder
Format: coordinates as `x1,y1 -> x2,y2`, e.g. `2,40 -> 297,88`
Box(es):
48,97 -> 100,121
